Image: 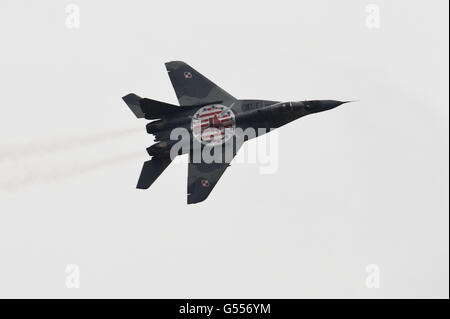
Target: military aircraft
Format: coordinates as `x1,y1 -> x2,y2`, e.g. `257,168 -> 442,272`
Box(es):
123,61 -> 349,204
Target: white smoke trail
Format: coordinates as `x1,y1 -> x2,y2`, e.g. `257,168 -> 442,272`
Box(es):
0,127 -> 143,162
0,151 -> 143,192
0,127 -> 148,191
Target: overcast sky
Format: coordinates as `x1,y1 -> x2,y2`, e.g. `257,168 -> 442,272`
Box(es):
0,0 -> 448,298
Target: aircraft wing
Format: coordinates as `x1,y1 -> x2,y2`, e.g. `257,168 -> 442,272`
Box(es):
165,61 -> 237,107
187,141 -> 243,204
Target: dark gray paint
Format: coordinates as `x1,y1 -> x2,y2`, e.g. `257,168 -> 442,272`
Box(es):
122,61 -> 349,204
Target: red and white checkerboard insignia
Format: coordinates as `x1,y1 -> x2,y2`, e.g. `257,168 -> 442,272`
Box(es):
191,104 -> 236,146
201,179 -> 210,187
184,72 -> 192,79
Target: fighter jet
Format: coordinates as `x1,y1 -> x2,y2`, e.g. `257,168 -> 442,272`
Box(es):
123,61 -> 349,204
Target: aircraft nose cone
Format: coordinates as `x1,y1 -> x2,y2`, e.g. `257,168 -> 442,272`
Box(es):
302,99 -> 355,114
322,100 -> 349,109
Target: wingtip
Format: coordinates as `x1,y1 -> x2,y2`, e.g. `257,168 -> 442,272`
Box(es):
165,60 -> 188,71
187,194 -> 200,205
187,192 -> 210,205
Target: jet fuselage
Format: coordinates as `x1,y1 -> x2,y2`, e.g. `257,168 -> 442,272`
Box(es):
145,99 -> 347,157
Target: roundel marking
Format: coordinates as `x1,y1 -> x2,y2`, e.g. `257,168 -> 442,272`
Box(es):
191,104 -> 236,146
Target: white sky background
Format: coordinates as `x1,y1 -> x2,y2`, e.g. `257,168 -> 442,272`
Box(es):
0,0 -> 448,298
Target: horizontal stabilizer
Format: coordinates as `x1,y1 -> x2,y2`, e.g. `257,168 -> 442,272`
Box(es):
122,94 -> 182,120
122,93 -> 144,118
136,156 -> 172,189
139,98 -> 180,119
